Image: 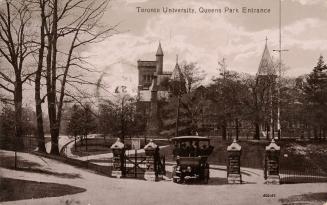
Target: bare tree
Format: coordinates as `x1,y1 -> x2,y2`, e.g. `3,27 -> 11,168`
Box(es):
0,0 -> 35,150
30,0 -> 48,152
181,62 -> 205,93
39,0 -> 116,155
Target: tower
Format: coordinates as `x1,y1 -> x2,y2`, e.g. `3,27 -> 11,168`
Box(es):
137,43 -> 177,137
156,42 -> 163,75
257,40 -> 275,77
147,43 -> 164,136
256,40 -> 277,140
170,55 -> 186,95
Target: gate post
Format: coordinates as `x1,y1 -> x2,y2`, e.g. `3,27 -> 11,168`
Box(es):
144,140 -> 159,181
227,139 -> 242,184
110,138 -> 125,178
264,139 -> 280,184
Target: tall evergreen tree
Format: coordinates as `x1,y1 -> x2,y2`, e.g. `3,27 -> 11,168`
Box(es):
303,55 -> 327,139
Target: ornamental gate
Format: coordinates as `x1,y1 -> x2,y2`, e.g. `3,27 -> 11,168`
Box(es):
124,150 -> 147,178
123,150 -> 166,179
110,138 -> 166,180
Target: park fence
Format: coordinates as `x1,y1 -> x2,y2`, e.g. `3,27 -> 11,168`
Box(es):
280,167 -> 327,184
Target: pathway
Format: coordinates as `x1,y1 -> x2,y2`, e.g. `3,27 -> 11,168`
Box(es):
1,150 -> 326,205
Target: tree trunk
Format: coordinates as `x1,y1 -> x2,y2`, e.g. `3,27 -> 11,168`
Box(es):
14,80 -> 24,151
235,118 -> 239,141
266,123 -> 269,140
313,127 -> 318,140
85,134 -> 88,152
254,123 -> 260,140
35,98 -> 46,152
307,125 -> 312,139
74,135 -> 77,151
35,0 -> 46,153
272,121 -> 275,139
50,126 -> 60,155
221,120 -> 227,140
175,97 -> 181,137
46,0 -> 60,155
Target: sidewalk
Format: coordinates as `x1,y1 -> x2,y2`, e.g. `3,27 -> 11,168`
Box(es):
2,149 -> 327,205
62,136 -> 169,162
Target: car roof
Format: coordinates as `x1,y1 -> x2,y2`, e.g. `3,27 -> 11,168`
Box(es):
171,136 -> 210,141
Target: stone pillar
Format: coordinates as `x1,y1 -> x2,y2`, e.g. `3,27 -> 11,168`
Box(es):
144,140 -> 159,181
264,139 -> 280,184
227,139 -> 242,184
147,76 -> 160,136
110,138 -> 125,178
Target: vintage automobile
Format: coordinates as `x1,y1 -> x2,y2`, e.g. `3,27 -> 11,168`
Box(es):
171,136 -> 214,184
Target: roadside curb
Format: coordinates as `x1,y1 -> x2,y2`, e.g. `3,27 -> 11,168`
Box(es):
31,151 -> 113,177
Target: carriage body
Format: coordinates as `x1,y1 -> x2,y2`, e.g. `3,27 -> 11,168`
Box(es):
171,136 -> 214,184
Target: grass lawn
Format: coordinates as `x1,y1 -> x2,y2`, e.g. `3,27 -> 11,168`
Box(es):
71,137 -> 115,157
71,136 -> 327,174
0,155 -> 81,179
68,135 -> 327,182
160,137 -> 327,173
71,137 -> 170,157
0,178 -> 85,202
279,192 -> 327,205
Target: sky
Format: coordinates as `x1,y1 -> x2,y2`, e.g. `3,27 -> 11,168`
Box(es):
80,0 -> 327,95
2,0 -> 326,106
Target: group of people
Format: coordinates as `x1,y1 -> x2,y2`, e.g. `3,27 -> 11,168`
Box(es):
173,141 -> 214,157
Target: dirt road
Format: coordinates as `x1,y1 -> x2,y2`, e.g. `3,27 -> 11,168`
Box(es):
0,150 -> 326,205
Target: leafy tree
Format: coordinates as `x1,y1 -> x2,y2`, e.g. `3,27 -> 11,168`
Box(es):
98,100 -> 116,136
160,97 -> 191,137
208,70 -> 250,140
160,62 -> 188,137
66,104 -> 83,150
0,106 -> 36,150
81,104 -> 97,150
302,55 -> 327,139
98,87 -> 142,141
0,106 -> 15,150
181,62 -> 205,93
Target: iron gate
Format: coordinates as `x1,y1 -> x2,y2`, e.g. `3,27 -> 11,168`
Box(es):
124,150 -> 147,178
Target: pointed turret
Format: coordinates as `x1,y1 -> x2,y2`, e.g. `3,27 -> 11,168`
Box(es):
170,55 -> 184,82
156,42 -> 163,75
156,42 -> 164,56
257,41 -> 275,76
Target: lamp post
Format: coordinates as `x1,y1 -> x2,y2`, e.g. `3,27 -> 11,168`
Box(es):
273,0 -> 288,140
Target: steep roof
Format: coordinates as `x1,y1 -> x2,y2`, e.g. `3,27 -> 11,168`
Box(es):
257,43 -> 276,76
170,62 -> 184,82
156,42 -> 164,56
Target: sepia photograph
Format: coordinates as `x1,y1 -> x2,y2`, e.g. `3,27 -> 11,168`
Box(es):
0,0 -> 327,204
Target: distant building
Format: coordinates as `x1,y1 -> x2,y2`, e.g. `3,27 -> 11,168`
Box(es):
198,41 -> 277,138
137,43 -> 184,136
137,41 -> 276,138
255,41 -> 277,139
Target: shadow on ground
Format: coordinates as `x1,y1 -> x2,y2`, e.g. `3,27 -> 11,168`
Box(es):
208,177 -> 228,185
0,155 -> 80,178
0,178 -> 86,202
0,155 -> 41,169
15,167 -> 81,178
279,192 -> 327,205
